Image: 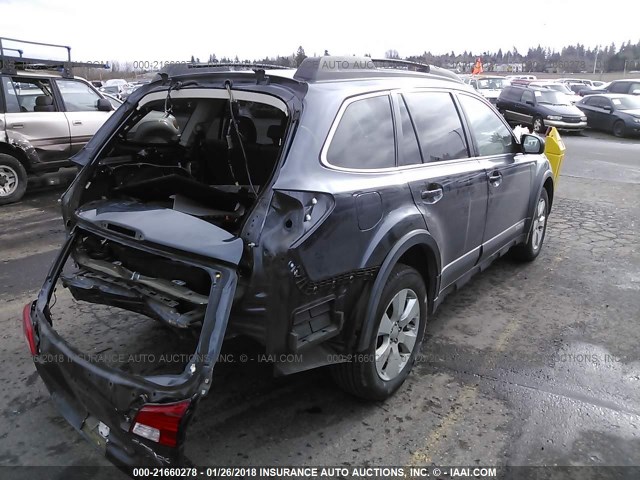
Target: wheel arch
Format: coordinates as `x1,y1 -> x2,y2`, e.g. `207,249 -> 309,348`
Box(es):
0,142 -> 31,170
523,170 -> 554,243
543,175 -> 554,213
356,230 -> 441,352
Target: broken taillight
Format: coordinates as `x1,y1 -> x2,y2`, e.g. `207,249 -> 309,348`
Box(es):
22,303 -> 37,355
130,400 -> 191,447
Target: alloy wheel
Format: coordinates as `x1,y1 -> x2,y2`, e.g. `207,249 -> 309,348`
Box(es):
0,165 -> 19,197
375,288 -> 421,381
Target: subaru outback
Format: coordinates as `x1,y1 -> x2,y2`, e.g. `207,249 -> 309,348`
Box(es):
23,56 -> 554,467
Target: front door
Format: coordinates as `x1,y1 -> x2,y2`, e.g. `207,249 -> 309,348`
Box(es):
398,90 -> 488,289
55,79 -> 113,155
456,93 -> 534,260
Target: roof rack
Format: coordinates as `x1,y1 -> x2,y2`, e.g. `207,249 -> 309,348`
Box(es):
510,78 -> 533,86
292,56 -> 461,83
371,58 -> 431,72
0,37 -> 109,78
161,62 -> 290,77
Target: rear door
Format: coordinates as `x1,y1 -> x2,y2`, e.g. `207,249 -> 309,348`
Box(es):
399,90 -> 488,289
457,93 -> 534,260
55,79 -> 113,155
2,76 -> 71,166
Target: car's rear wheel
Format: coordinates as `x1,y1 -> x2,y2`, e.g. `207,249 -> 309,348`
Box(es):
331,264 -> 427,401
0,154 -> 28,205
532,116 -> 545,134
512,188 -> 549,262
612,120 -> 626,138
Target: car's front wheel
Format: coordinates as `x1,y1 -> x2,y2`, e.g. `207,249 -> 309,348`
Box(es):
331,264 -> 427,401
0,154 -> 28,205
512,188 -> 549,262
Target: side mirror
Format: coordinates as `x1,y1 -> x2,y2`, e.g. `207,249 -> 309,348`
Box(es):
603,105 -> 613,112
97,98 -> 113,112
525,100 -> 535,106
521,134 -> 545,154
632,89 -> 640,95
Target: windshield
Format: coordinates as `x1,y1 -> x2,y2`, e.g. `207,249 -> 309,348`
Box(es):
535,90 -> 571,105
612,96 -> 640,110
477,78 -> 510,89
545,84 -> 572,94
102,86 -> 120,94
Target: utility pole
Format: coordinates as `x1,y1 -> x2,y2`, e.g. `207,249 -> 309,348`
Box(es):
593,45 -> 599,74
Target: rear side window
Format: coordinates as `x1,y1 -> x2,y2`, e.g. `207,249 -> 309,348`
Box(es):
590,97 -> 609,108
7,77 -> 56,112
326,95 -> 395,169
1,77 -> 20,113
500,87 -> 521,101
403,91 -> 469,163
521,90 -> 535,104
458,94 -> 516,157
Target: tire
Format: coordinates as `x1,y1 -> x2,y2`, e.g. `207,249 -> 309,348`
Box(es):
0,154 -> 28,205
612,120 -> 626,138
331,264 -> 427,401
511,188 -> 549,262
532,115 -> 545,134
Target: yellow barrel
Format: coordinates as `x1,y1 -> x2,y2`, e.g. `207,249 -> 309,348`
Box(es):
544,127 -> 566,183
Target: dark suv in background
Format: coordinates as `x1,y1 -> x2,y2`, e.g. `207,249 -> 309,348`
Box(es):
497,84 -> 587,133
579,78 -> 640,97
23,57 -> 554,466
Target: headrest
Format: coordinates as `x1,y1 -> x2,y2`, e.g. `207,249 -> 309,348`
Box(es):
35,96 -> 53,106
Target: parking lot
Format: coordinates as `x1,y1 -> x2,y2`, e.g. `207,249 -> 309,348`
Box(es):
0,130 -> 638,475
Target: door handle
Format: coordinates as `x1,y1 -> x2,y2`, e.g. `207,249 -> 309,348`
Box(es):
421,184 -> 444,204
488,171 -> 503,187
72,120 -> 83,126
11,123 -> 24,129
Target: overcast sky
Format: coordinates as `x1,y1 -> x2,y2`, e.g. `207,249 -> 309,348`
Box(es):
1,0 -> 638,63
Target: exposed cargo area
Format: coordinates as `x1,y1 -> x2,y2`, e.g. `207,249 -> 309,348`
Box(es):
79,91 -> 288,235
46,230 -> 218,376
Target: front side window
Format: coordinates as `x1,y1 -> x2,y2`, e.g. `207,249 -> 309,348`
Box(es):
326,95 -> 395,169
9,77 -> 56,112
521,90 -> 535,104
56,79 -> 102,112
403,91 -> 469,163
458,94 -> 516,157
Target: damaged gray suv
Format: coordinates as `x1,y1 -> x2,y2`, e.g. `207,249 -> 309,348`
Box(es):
23,57 -> 554,466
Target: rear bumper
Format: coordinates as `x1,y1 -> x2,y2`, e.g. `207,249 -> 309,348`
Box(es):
27,229 -> 238,466
33,318 -> 181,466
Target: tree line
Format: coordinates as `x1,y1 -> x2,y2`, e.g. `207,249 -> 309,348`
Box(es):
405,40 -> 640,73
79,41 -> 640,80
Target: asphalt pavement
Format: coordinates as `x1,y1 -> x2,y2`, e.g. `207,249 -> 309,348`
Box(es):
0,131 -> 638,477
